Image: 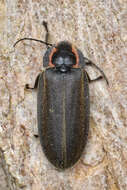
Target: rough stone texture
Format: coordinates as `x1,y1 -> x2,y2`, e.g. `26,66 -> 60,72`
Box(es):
0,150 -> 9,190
0,0 -> 127,189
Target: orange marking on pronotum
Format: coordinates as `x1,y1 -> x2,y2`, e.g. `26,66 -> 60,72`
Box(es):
71,45 -> 79,68
49,47 -> 57,67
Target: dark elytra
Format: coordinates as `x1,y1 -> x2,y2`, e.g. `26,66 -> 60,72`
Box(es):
14,22 -> 108,169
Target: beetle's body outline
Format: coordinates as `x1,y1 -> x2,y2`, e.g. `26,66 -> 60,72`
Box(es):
14,22 -> 108,169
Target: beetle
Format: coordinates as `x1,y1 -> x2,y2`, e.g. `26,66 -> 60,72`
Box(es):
14,22 -> 109,169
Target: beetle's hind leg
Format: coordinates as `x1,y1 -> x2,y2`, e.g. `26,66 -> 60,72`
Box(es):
43,21 -> 49,48
84,57 -> 109,85
25,73 -> 40,90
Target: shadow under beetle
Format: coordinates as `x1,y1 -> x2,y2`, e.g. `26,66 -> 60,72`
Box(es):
14,22 -> 109,169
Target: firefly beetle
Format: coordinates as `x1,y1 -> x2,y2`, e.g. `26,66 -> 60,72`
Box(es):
14,22 -> 109,169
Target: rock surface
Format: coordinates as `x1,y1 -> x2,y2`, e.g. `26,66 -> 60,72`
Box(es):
0,0 -> 127,190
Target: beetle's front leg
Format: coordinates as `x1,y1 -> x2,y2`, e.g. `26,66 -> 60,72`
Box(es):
25,73 -> 41,90
85,71 -> 103,83
84,57 -> 109,85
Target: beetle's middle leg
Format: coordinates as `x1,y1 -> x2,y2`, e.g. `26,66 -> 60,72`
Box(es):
43,21 -> 49,48
25,73 -> 40,90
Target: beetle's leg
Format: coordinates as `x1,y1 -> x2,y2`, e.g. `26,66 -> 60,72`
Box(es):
34,134 -> 39,138
43,21 -> 49,49
25,73 -> 40,90
85,71 -> 103,83
84,58 -> 109,85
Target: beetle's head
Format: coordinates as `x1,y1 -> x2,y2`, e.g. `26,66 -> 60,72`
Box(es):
50,41 -> 79,73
